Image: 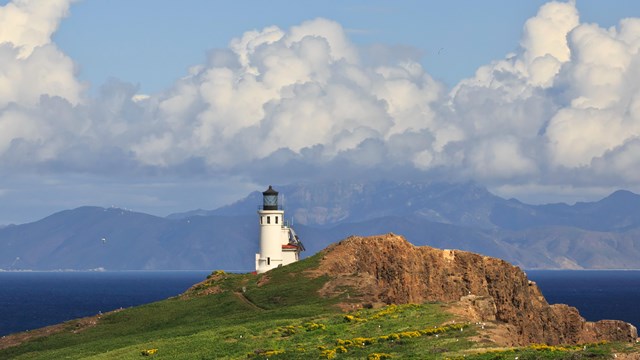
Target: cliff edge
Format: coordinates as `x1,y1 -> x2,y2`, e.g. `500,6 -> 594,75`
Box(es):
312,233 -> 638,346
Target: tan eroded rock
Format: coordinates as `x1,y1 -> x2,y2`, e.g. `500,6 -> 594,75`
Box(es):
313,233 -> 638,345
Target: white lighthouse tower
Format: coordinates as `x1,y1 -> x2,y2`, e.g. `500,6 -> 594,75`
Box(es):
255,185 -> 304,273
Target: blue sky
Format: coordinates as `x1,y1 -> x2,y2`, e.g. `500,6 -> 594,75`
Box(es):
52,1 -> 548,93
2,0 -> 640,224
53,1 -> 637,93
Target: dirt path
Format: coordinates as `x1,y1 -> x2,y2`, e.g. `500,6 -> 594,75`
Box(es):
0,313 -> 102,351
233,292 -> 266,311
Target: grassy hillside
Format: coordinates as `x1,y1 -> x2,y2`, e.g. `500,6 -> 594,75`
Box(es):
1,253 -> 637,359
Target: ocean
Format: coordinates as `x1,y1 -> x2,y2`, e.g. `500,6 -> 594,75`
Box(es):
0,271 -> 210,337
526,270 -> 640,329
0,270 -> 638,337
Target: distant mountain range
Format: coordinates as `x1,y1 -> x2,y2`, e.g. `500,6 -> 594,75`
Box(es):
2,181 -> 640,270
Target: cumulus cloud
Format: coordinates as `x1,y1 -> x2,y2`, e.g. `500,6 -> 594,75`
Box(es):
0,0 -> 74,57
0,0 -> 84,172
0,0 -> 81,106
544,16 -> 640,177
447,0 -> 640,189
2,0 -> 640,203
129,17 -> 446,174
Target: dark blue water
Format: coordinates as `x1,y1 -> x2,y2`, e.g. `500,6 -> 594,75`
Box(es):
0,271 -> 210,337
0,270 -> 638,338
527,270 -> 640,329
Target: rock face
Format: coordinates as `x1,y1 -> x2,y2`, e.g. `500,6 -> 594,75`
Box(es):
315,233 -> 638,345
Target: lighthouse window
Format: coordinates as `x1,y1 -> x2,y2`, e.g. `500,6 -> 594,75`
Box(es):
267,216 -> 271,224
260,216 -> 263,224
275,216 -> 278,224
267,257 -> 271,265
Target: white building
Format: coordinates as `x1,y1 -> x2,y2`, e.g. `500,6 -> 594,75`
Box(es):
255,186 -> 304,273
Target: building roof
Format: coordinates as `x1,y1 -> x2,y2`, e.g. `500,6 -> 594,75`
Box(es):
263,185 -> 278,196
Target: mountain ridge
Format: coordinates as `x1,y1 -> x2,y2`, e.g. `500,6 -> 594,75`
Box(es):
2,181 -> 640,270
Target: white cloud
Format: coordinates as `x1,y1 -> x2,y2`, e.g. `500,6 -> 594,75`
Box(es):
447,0 -> 640,188
520,0 -> 578,86
2,0 -> 640,204
467,135 -> 537,180
0,0 -> 81,107
0,0 -> 74,57
230,25 -> 284,74
545,17 -> 640,170
130,18 -> 444,170
286,18 -> 359,64
0,0 -> 82,167
0,42 -> 81,108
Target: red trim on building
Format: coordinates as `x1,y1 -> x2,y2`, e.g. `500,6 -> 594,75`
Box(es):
282,244 -> 298,250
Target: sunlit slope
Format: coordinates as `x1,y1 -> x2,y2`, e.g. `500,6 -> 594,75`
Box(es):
1,238 -> 638,359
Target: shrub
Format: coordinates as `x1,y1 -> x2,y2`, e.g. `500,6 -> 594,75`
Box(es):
207,270 -> 226,279
528,344 -> 569,352
320,349 -> 337,359
352,337 -> 376,346
304,322 -> 327,331
141,348 -> 157,356
263,349 -> 285,356
275,325 -> 297,336
398,331 -> 421,338
336,339 -> 353,346
343,314 -> 366,323
247,349 -> 285,358
367,353 -> 392,360
369,304 -> 398,320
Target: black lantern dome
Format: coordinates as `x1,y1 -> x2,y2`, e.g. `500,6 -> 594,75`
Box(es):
262,185 -> 279,210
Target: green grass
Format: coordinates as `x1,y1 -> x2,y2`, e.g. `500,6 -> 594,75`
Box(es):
0,254 -> 630,359
460,342 -> 621,360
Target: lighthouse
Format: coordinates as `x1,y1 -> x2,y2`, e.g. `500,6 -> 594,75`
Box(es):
255,185 -> 304,273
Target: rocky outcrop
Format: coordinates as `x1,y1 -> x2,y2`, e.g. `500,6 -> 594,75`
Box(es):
314,233 -> 637,345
